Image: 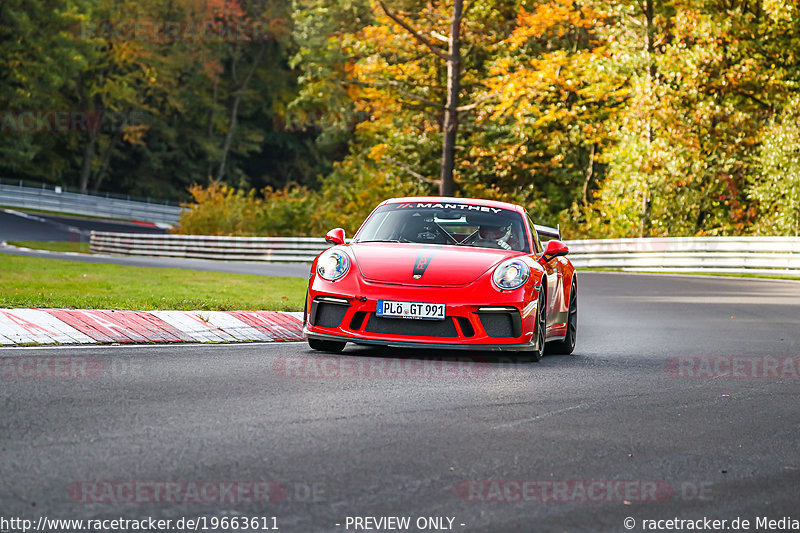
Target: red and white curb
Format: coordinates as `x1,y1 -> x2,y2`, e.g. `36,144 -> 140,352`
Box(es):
0,309 -> 304,346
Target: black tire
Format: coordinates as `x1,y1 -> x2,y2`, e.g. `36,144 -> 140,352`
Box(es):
308,338 -> 346,353
549,277 -> 577,355
303,290 -> 309,327
530,289 -> 547,362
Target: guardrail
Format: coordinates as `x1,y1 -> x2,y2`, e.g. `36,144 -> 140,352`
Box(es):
90,232 -> 329,262
565,236 -> 800,275
89,232 -> 800,274
0,183 -> 182,225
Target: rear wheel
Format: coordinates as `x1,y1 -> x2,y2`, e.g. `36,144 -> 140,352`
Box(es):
308,338 -> 346,353
530,289 -> 547,362
549,277 -> 577,355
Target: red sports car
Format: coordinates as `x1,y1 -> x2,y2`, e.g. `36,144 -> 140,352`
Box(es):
303,197 -> 577,361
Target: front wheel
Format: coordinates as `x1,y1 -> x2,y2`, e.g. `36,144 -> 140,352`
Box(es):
549,277 -> 577,355
530,289 -> 547,362
308,338 -> 346,353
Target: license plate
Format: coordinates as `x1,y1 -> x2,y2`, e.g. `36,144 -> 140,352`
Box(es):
376,300 -> 446,320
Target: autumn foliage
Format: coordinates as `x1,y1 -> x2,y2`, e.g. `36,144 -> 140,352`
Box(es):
3,0 -> 800,237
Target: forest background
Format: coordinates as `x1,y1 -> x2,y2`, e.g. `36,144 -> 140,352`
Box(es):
2,0 -> 799,238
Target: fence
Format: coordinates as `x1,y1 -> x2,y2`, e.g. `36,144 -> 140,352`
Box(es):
566,236 -> 800,275
89,232 -> 800,275
90,232 -> 329,262
0,182 -> 182,225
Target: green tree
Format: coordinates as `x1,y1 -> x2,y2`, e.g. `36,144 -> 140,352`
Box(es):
291,0 -> 533,225
574,0 -> 799,237
0,0 -> 90,183
468,0 -> 624,225
750,99 -> 800,236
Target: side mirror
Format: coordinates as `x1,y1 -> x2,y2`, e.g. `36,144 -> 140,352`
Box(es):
543,239 -> 569,260
325,228 -> 346,245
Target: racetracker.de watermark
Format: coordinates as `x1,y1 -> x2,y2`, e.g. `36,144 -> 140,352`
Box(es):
272,355 -> 491,379
667,356 -> 800,379
1,357 -> 150,380
80,20 -> 274,43
456,480 -> 713,503
70,481 -> 326,505
70,481 -> 287,504
0,110 -> 148,134
1,356 -> 104,379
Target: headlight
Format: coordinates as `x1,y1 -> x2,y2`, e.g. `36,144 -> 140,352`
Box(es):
492,259 -> 529,290
317,249 -> 350,281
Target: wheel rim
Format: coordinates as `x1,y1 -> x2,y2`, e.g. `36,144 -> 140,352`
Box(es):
567,282 -> 577,347
560,281 -> 577,350
536,291 -> 546,354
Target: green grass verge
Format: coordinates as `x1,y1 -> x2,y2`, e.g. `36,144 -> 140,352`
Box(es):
8,240 -> 91,253
577,267 -> 800,281
0,254 -> 306,311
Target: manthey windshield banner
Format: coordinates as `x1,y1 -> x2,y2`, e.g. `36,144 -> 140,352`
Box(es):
392,201 -> 506,214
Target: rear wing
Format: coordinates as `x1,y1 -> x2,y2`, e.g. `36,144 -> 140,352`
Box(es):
534,224 -> 561,242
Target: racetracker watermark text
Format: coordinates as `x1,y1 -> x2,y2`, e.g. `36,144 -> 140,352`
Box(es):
456,480 -> 715,503
624,515 -> 799,530
1,515 -> 279,532
667,356 -> 800,379
0,111 -> 148,133
1,356 -> 104,379
272,355 -> 491,378
70,481 -> 285,504
69,481 -> 325,504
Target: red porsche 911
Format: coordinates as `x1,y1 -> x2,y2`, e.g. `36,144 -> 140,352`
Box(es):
303,197 -> 577,361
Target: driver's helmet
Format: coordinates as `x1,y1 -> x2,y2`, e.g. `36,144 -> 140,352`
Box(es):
478,221 -> 509,241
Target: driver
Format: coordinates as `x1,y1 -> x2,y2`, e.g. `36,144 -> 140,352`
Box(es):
473,221 -> 512,250
402,215 -> 440,243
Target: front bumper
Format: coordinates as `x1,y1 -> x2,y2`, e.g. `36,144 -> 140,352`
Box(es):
304,328 -> 539,351
305,276 -> 541,351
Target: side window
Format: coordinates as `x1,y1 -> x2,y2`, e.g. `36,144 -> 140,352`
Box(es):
526,213 -> 543,254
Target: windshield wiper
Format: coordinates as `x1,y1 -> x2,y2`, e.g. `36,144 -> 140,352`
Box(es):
356,239 -> 402,243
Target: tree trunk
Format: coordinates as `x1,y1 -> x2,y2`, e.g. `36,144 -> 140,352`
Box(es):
439,0 -> 463,197
76,75 -> 99,194
640,0 -> 656,237
207,78 -> 219,182
644,0 -> 657,87
79,124 -> 99,194
639,190 -> 650,238
92,116 -> 128,193
582,143 -> 597,205
215,45 -> 266,183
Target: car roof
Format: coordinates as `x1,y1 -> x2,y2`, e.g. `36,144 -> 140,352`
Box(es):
382,196 -> 525,214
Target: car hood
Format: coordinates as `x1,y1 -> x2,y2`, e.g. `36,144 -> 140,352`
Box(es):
350,242 -> 518,286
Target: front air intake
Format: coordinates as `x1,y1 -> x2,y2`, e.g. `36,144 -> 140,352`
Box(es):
364,315 -> 458,337
310,297 -> 349,328
349,311 -> 368,330
456,317 -> 475,337
477,308 -> 523,338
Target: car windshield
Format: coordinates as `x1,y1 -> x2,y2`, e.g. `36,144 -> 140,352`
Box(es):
355,201 -> 530,253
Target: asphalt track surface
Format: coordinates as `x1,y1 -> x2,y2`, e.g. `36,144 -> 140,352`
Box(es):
2,272 -> 799,532
0,209 -> 167,241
